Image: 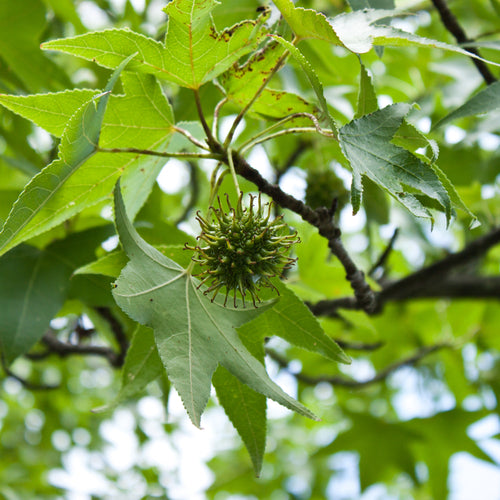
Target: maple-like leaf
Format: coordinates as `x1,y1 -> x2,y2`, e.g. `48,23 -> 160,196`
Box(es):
112,181 -> 317,427
339,103 -> 451,223
42,0 -> 268,89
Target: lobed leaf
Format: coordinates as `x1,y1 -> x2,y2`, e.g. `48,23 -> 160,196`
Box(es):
0,67 -> 174,257
221,41 -> 319,119
271,36 -> 337,134
240,280 -> 350,364
112,181 -> 318,428
339,103 -> 451,222
42,0 -> 269,89
213,326 -> 267,476
434,80 -> 500,128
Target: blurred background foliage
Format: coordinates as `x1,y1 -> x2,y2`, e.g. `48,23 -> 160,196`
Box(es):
0,0 -> 499,498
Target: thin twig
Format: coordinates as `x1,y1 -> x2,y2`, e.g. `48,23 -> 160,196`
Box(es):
368,228 -> 399,278
212,97 -> 228,140
175,161 -> 200,224
240,127 -> 329,155
431,0 -> 496,84
238,112 -> 333,154
2,366 -> 59,390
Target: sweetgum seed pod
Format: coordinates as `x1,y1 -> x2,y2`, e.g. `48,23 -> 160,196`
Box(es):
187,192 -> 299,308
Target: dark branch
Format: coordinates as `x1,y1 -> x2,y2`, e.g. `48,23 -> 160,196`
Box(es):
368,228 -> 399,278
2,366 -> 59,390
379,227 -> 500,302
37,330 -> 124,367
229,150 -> 376,313
96,307 -> 129,367
267,343 -> 450,388
431,0 -> 496,84
310,227 -> 500,316
334,340 -> 385,352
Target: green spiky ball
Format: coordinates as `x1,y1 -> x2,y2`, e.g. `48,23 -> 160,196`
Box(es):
305,169 -> 348,211
187,193 -> 299,307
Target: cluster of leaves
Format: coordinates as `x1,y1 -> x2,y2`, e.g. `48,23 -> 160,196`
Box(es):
0,0 -> 500,497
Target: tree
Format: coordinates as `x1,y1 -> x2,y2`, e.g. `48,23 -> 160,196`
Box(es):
0,0 -> 499,497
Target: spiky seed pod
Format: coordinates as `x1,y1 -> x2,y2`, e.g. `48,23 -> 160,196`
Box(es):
186,192 -> 299,308
305,169 -> 349,211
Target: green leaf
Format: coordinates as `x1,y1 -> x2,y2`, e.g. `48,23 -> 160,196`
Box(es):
331,412 -> 421,490
241,280 -> 350,364
0,244 -> 70,364
112,181 -> 318,427
0,63 -> 175,257
221,42 -> 318,119
434,80 -> 500,128
354,62 -> 378,119
115,325 -> 163,403
407,409 -> 495,499
74,250 -> 129,278
271,36 -> 337,134
348,0 -> 395,8
392,120 -> 439,163
0,0 -> 69,92
328,9 -> 500,63
275,3 -> 499,66
272,0 -> 342,44
0,89 -> 97,137
0,226 -> 113,364
339,103 -> 451,222
431,164 -> 479,228
42,0 -> 268,89
213,324 -> 267,476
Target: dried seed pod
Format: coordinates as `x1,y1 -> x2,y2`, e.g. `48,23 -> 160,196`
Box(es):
186,192 -> 299,307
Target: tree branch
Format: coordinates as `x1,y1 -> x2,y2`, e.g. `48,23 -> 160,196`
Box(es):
267,343 -> 450,388
1,365 -> 59,391
431,0 -> 496,84
96,307 -> 129,367
310,227 -> 500,316
175,161 -> 200,224
368,228 -> 399,279
228,150 -> 376,313
379,227 -> 500,302
36,330 -> 124,367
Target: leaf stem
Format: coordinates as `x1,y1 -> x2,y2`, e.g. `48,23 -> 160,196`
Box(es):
238,112 -> 336,154
172,126 -> 210,151
193,88 -> 220,150
97,147 -> 222,160
227,148 -> 240,195
212,97 -> 228,141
